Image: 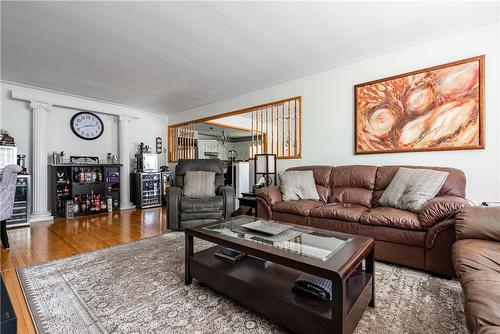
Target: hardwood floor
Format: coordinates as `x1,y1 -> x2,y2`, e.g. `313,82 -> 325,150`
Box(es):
0,207 -> 168,334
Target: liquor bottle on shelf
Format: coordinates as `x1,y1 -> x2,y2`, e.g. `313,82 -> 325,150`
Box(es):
73,168 -> 79,183
79,168 -> 85,184
56,185 -> 70,196
74,196 -> 80,213
86,193 -> 91,210
95,194 -> 101,211
107,197 -> 113,212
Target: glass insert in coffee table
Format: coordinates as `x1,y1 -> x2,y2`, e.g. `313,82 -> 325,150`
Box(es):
203,216 -> 351,262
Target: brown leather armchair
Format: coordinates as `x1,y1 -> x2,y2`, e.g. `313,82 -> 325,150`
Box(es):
452,206 -> 500,334
167,159 -> 235,231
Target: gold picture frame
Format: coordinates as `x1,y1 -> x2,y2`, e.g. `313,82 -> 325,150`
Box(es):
355,55 -> 485,154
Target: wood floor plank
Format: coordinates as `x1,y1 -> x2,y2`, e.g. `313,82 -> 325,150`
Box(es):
1,207 -> 168,334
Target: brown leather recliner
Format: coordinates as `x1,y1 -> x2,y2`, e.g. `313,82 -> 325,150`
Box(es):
452,207 -> 500,334
256,165 -> 469,277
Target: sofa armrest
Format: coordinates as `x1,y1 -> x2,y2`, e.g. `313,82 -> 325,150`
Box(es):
419,196 -> 469,228
456,206 -> 500,242
167,187 -> 183,230
425,218 -> 455,249
255,186 -> 283,207
217,185 -> 235,218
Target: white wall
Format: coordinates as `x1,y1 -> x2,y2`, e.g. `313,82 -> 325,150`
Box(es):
1,82 -> 168,176
169,22 -> 500,203
0,82 -> 168,215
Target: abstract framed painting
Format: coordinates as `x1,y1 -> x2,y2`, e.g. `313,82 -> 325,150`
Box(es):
354,55 -> 485,154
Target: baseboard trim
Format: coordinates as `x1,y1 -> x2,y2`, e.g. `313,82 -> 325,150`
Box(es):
120,204 -> 136,211
30,215 -> 54,223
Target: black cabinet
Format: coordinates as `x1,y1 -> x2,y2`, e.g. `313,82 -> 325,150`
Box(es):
50,164 -> 122,217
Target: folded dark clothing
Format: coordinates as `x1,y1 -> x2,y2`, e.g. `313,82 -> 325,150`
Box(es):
294,273 -> 332,301
293,285 -> 330,301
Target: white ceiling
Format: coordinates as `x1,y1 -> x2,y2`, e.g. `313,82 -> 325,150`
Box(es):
2,2 -> 499,115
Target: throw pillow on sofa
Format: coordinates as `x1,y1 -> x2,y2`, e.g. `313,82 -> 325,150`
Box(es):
183,171 -> 216,198
279,170 -> 320,201
378,167 -> 449,213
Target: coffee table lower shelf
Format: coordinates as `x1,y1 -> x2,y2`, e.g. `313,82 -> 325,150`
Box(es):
190,246 -> 373,334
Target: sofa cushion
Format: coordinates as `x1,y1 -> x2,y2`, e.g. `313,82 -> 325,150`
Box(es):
358,224 -> 426,247
452,239 -> 500,279
310,202 -> 368,222
330,187 -> 374,208
316,185 -> 331,204
309,217 -> 360,235
378,167 -> 449,212
460,270 -> 500,333
273,200 -> 324,216
329,165 -> 377,207
359,207 -> 422,230
181,196 -> 224,213
373,165 -> 466,206
286,166 -> 333,187
279,170 -> 320,201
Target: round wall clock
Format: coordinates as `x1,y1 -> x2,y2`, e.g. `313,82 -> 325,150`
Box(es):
70,112 -> 104,140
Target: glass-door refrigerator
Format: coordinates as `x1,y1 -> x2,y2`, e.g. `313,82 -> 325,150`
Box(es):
130,172 -> 162,208
6,175 -> 31,228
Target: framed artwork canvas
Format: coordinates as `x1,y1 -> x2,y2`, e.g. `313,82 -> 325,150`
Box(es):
355,55 -> 485,154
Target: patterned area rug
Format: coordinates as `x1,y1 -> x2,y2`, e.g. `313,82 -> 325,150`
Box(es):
17,233 -> 466,333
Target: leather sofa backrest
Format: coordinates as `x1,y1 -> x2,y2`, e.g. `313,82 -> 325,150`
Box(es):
373,165 -> 466,206
329,165 -> 378,207
283,164 -> 465,208
175,159 -> 225,189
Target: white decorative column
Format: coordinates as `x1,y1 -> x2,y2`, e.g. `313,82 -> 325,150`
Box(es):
118,115 -> 135,210
29,101 -> 54,222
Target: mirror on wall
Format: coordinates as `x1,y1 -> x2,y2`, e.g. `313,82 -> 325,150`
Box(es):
196,121 -> 252,162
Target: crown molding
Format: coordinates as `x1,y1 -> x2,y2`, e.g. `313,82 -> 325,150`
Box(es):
10,85 -> 141,119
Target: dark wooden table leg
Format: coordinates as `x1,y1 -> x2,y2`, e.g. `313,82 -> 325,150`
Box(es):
332,274 -> 345,334
366,247 -> 375,308
1,220 -> 9,249
185,232 -> 193,285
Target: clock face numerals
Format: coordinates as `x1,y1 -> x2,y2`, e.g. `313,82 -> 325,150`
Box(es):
71,112 -> 104,140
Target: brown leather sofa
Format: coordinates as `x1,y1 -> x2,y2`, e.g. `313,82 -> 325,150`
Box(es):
452,207 -> 500,334
256,165 -> 469,277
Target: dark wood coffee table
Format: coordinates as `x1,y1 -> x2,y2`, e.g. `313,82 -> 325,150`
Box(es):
185,216 -> 375,334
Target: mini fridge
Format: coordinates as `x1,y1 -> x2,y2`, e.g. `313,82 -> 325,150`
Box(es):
6,175 -> 31,228
130,172 -> 162,208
